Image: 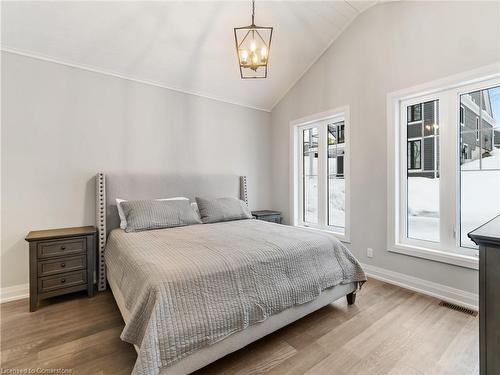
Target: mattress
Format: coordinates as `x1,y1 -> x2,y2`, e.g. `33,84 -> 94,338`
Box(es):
105,219 -> 366,374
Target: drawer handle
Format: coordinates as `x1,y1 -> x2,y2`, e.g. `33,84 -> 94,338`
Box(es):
60,262 -> 66,268
60,246 -> 66,250
61,278 -> 66,283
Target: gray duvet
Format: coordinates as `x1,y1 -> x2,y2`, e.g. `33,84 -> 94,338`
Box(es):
105,219 -> 366,375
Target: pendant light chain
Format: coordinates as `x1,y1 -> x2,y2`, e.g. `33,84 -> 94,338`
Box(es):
251,0 -> 255,26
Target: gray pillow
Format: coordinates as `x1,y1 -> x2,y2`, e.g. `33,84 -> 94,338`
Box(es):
121,199 -> 201,232
195,197 -> 253,224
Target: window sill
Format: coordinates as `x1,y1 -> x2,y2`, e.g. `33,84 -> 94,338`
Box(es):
389,243 -> 478,270
294,225 -> 350,244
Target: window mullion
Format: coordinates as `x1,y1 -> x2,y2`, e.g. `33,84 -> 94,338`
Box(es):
399,101 -> 408,245
317,121 -> 327,228
439,92 -> 456,250
297,128 -> 304,226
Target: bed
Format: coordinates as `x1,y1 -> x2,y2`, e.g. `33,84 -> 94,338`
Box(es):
95,173 -> 366,375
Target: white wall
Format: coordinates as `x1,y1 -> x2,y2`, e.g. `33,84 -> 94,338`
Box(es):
1,51 -> 271,290
271,1 -> 500,294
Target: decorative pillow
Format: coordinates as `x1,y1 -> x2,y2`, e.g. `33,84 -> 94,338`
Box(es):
195,197 -> 252,224
120,199 -> 201,232
116,197 -> 188,230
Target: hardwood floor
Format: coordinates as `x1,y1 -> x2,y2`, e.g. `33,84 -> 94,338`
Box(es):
0,279 -> 478,374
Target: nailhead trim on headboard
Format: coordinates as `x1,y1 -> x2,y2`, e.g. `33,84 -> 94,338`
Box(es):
240,176 -> 248,205
96,173 -> 106,291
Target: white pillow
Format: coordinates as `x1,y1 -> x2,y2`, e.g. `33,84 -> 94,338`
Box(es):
116,197 -> 189,230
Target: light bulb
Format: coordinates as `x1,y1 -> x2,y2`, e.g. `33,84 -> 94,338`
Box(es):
240,49 -> 248,64
260,47 -> 267,62
252,53 -> 258,65
250,41 -> 256,52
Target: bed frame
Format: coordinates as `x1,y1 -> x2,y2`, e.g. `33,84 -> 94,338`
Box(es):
95,172 -> 357,374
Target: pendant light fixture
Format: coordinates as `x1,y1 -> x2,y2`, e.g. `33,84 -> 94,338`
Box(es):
234,0 -> 273,79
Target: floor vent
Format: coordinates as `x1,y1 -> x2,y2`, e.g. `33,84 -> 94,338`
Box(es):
439,301 -> 478,316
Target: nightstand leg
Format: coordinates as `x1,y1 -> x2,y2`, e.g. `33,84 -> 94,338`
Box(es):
86,233 -> 95,298
28,242 -> 38,312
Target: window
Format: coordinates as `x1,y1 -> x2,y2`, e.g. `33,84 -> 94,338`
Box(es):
461,143 -> 470,162
388,68 -> 500,269
302,127 -> 319,224
407,140 -> 421,170
408,103 -> 422,122
328,121 -> 346,230
405,99 -> 440,243
459,86 -> 500,249
292,108 -> 350,241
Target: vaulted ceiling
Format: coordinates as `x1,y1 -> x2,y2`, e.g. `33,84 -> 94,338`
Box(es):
1,1 -> 376,111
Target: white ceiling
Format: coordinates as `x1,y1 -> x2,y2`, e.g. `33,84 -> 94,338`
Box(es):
1,1 -> 376,111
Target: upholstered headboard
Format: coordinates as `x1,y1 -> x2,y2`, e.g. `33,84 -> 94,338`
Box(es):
95,173 -> 248,291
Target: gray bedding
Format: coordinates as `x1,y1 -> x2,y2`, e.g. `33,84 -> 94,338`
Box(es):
105,219 -> 366,375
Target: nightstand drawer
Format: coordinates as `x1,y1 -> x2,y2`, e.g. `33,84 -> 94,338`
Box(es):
38,255 -> 86,277
38,270 -> 87,293
258,215 -> 281,223
37,238 -> 86,258
251,210 -> 282,224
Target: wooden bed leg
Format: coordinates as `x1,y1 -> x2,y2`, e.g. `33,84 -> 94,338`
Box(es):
346,292 -> 356,305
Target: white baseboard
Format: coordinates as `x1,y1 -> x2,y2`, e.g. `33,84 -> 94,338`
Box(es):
361,263 -> 478,311
0,283 -> 29,303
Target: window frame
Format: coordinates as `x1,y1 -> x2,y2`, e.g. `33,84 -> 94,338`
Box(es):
387,63 -> 500,270
290,106 -> 351,243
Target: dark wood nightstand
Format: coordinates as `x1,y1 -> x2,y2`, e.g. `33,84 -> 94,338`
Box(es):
252,210 -> 282,224
25,226 -> 96,312
469,215 -> 500,375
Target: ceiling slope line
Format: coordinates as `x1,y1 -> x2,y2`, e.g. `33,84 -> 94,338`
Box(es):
270,1 -> 377,111
1,46 -> 272,113
344,0 -> 360,13
344,0 -> 364,13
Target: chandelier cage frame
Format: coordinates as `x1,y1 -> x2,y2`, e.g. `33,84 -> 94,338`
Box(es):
233,1 -> 273,79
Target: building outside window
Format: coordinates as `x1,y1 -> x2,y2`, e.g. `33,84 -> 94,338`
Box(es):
407,140 -> 421,170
